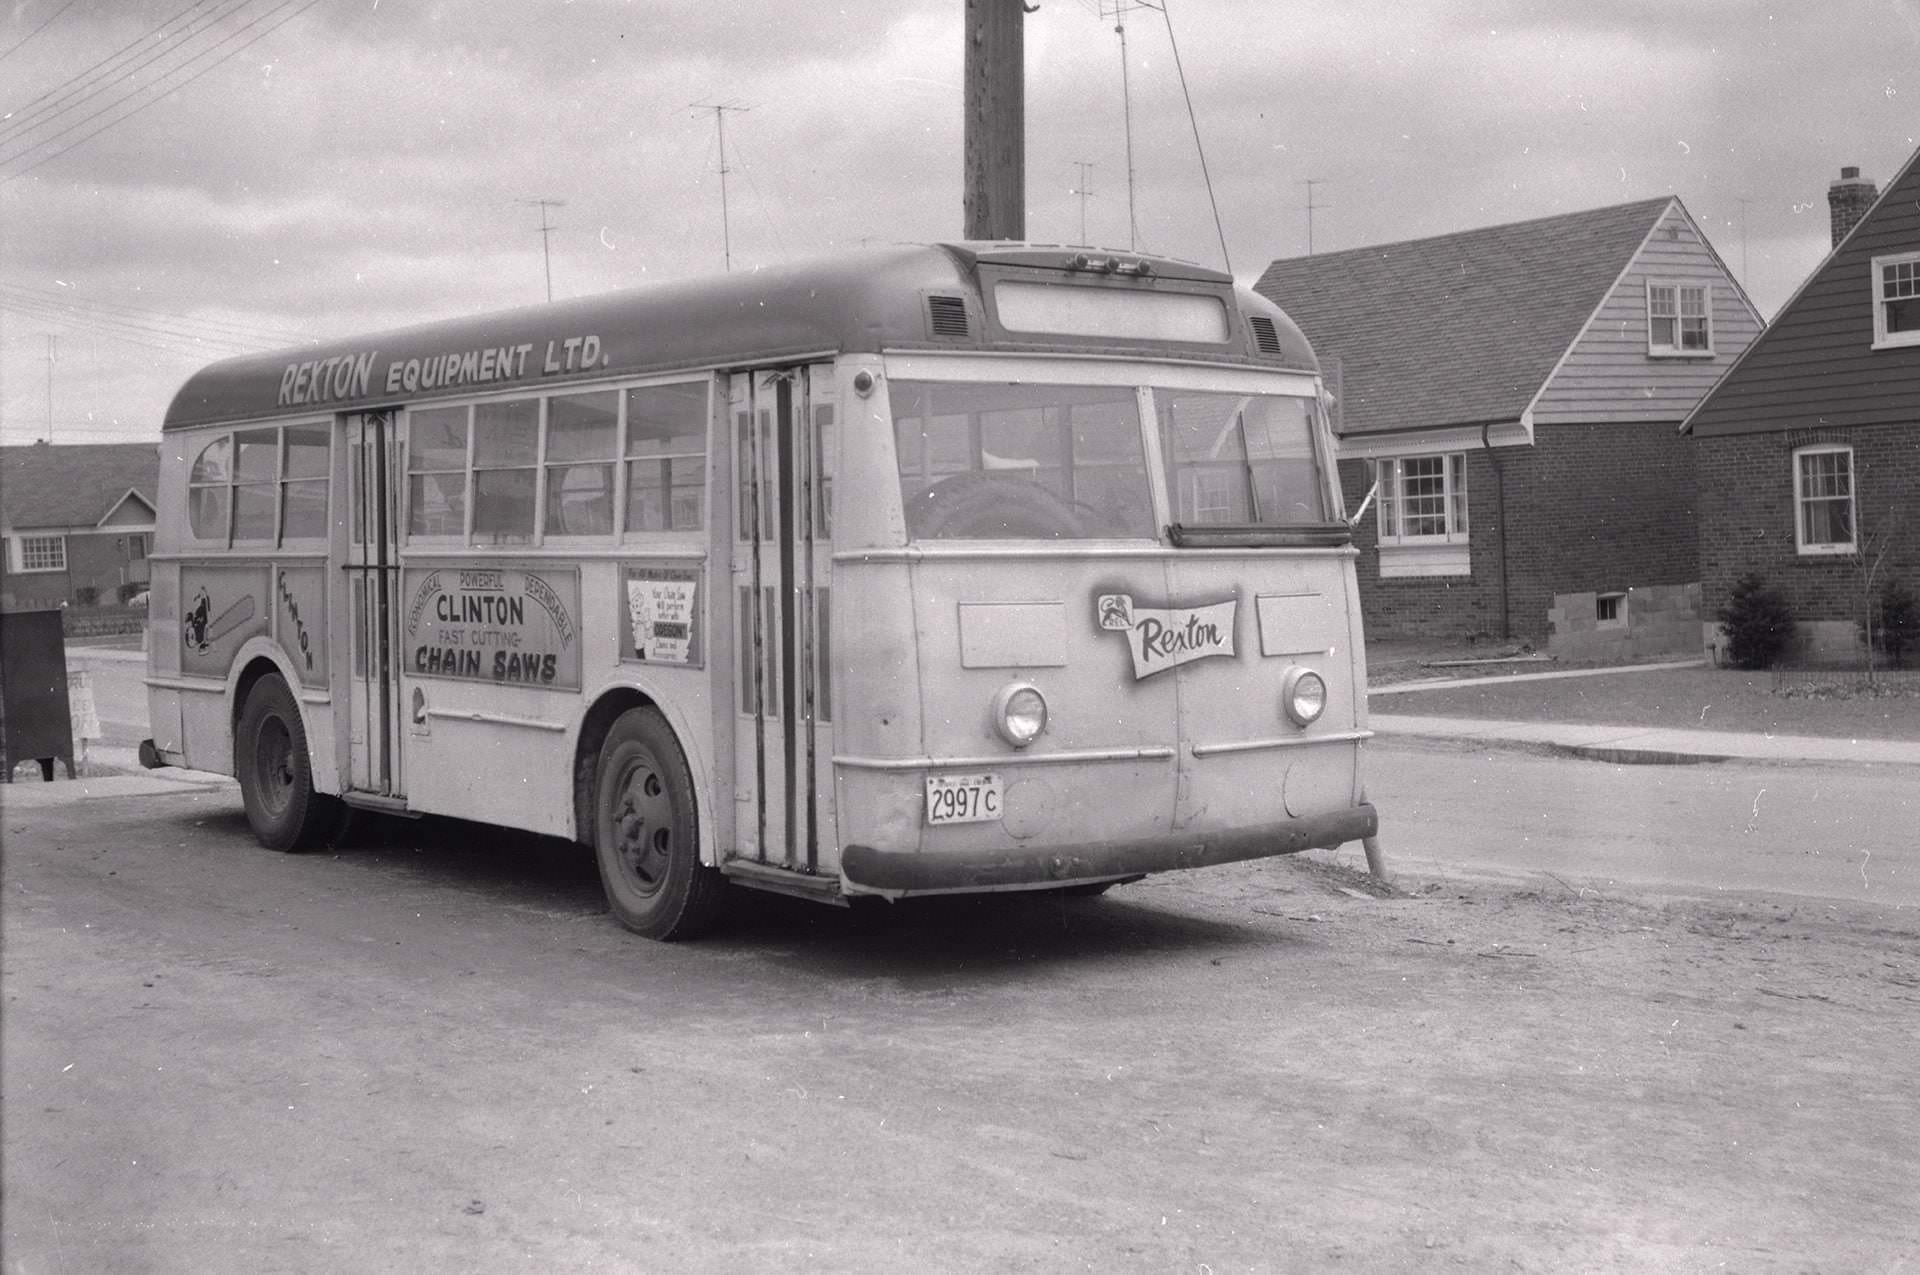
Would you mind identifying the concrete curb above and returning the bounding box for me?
[1369,714,1920,769]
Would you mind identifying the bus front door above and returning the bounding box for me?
[729,366,835,877]
[345,410,404,799]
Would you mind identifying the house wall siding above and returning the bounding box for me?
[1532,206,1762,425]
[1344,421,1698,640]
[1696,422,1920,625]
[1689,153,1920,437]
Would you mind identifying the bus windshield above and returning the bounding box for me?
[892,380,1328,541]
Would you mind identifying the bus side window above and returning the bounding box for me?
[281,425,330,541]
[814,402,834,536]
[408,406,469,538]
[232,428,279,543]
[626,382,706,535]
[545,390,618,537]
[188,435,232,543]
[471,397,538,546]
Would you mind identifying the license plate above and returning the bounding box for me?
[925,772,1003,826]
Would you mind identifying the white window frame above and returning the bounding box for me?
[1596,592,1628,630]
[1871,251,1920,350]
[1792,444,1857,556]
[1647,280,1714,356]
[1376,453,1469,545]
[13,533,67,573]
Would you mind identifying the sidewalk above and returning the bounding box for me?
[1367,660,1920,768]
[1368,712,1920,768]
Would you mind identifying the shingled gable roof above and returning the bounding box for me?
[1682,142,1920,436]
[0,442,158,531]
[1254,196,1676,437]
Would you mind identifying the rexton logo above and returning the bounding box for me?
[1096,592,1237,679]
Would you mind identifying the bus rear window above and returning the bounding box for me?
[1156,391,1327,527]
[892,381,1154,540]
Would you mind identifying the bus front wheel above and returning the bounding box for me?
[236,673,342,852]
[592,707,725,941]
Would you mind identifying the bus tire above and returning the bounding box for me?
[593,706,725,941]
[236,673,342,852]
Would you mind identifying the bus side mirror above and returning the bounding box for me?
[1347,463,1380,530]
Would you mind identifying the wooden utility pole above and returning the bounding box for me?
[963,0,1027,241]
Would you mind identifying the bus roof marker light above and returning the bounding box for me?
[991,681,1049,748]
[852,370,876,397]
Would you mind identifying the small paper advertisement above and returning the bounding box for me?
[622,562,701,667]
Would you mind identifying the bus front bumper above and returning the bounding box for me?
[839,802,1378,894]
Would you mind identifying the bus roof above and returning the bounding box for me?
[162,242,1319,429]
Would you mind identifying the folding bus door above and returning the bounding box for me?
[345,410,404,798]
[728,366,835,876]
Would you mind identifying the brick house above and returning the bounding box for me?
[1683,149,1920,662]
[1256,198,1762,653]
[1,442,159,612]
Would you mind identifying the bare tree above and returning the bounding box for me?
[1849,504,1903,682]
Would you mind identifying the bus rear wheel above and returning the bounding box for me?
[236,673,342,852]
[592,706,725,941]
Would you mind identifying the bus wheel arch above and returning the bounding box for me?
[234,667,343,852]
[585,702,726,941]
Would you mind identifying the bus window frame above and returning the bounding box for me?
[619,376,712,546]
[878,353,1331,547]
[181,419,334,551]
[397,373,716,552]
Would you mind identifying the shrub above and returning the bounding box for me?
[1878,577,1918,669]
[1717,573,1794,669]
[72,585,100,607]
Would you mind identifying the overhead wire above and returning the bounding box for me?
[0,281,314,346]
[1,0,228,137]
[0,0,84,64]
[1,293,277,357]
[1135,0,1232,274]
[0,0,325,184]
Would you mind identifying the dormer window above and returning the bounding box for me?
[1872,252,1920,349]
[1648,281,1712,355]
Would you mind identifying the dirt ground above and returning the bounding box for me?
[6,789,1919,1273]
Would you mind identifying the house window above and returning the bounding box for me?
[1793,445,1855,555]
[1596,592,1627,629]
[16,534,66,573]
[1648,281,1712,355]
[1377,454,1468,543]
[1872,252,1920,349]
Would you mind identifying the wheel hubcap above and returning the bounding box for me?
[611,757,673,896]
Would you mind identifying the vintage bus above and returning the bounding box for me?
[144,242,1378,939]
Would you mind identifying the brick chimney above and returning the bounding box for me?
[1828,165,1878,247]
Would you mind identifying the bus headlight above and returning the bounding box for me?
[1281,667,1327,727]
[991,682,1049,748]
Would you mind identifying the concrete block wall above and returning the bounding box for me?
[1548,581,1702,660]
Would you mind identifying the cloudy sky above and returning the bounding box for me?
[1,0,1914,445]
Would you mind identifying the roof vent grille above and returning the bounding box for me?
[927,295,971,339]
[1248,315,1283,355]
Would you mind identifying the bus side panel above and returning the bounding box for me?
[826,560,928,861]
[398,561,603,841]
